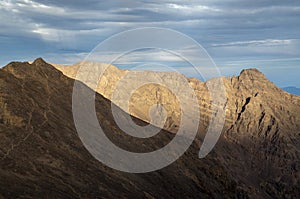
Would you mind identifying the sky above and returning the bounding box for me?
[0,0,299,87]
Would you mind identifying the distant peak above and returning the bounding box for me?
[240,68,262,75]
[33,58,47,65]
[238,68,266,81]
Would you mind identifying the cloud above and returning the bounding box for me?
[0,0,300,87]
[212,39,293,47]
[209,39,300,60]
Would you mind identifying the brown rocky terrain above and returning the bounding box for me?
[54,61,300,198]
[0,58,299,198]
[0,58,243,198]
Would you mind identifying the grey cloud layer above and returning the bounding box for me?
[0,0,299,86]
[2,1,299,43]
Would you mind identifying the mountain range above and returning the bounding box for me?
[0,58,299,198]
[282,86,300,96]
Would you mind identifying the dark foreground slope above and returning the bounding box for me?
[0,59,241,198]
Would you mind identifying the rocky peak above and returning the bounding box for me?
[238,68,267,82]
[2,58,64,82]
[32,57,47,66]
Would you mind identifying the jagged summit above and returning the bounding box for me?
[32,57,47,65]
[3,58,268,84]
[240,68,262,75]
[2,58,63,81]
[53,59,270,83]
[238,68,267,81]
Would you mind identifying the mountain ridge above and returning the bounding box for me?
[0,58,299,198]
[52,58,300,198]
[0,58,243,198]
